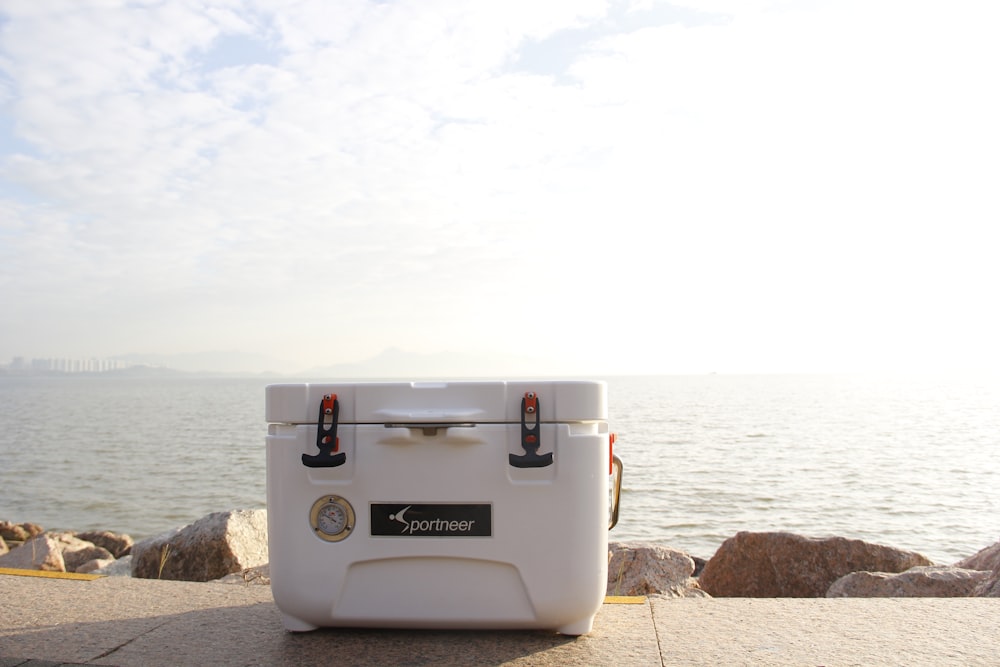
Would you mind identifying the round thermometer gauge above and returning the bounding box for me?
[309,495,355,542]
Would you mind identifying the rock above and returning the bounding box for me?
[698,531,934,597]
[691,555,707,577]
[964,542,1000,598]
[826,566,990,597]
[954,540,1000,572]
[0,521,18,542]
[973,569,1000,597]
[0,521,44,542]
[77,558,116,574]
[0,535,7,556]
[131,509,268,582]
[0,533,67,571]
[0,531,117,573]
[607,542,708,597]
[213,564,271,586]
[59,538,115,573]
[94,555,133,577]
[76,530,134,558]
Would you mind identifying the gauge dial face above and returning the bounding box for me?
[309,495,355,542]
[318,503,347,534]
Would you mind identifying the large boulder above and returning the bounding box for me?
[0,535,7,556]
[954,540,1000,572]
[131,510,268,582]
[607,542,707,597]
[698,531,933,597]
[827,566,990,597]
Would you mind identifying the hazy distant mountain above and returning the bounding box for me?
[112,351,294,375]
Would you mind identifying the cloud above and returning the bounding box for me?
[1,0,998,373]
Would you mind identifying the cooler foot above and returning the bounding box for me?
[282,613,319,632]
[557,615,595,636]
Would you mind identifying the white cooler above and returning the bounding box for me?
[265,380,623,635]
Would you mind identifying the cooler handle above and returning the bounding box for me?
[372,408,485,422]
[383,423,476,437]
[609,453,623,530]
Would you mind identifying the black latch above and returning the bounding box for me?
[509,391,553,468]
[302,394,347,468]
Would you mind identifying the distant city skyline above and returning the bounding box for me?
[4,356,145,374]
[2,2,998,376]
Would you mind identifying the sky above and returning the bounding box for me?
[1,0,998,376]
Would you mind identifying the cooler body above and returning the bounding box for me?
[265,381,612,635]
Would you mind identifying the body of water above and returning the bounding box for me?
[1,373,997,564]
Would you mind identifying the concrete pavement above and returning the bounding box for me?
[1,570,998,666]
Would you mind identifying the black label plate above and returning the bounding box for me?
[370,503,492,537]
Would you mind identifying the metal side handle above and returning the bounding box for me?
[609,454,623,530]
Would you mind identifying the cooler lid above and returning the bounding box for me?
[265,380,607,424]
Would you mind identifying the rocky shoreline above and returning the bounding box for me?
[2,512,998,598]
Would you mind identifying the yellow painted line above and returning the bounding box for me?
[604,595,647,604]
[0,567,104,580]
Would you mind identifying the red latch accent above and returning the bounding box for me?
[609,432,616,475]
[320,394,338,449]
